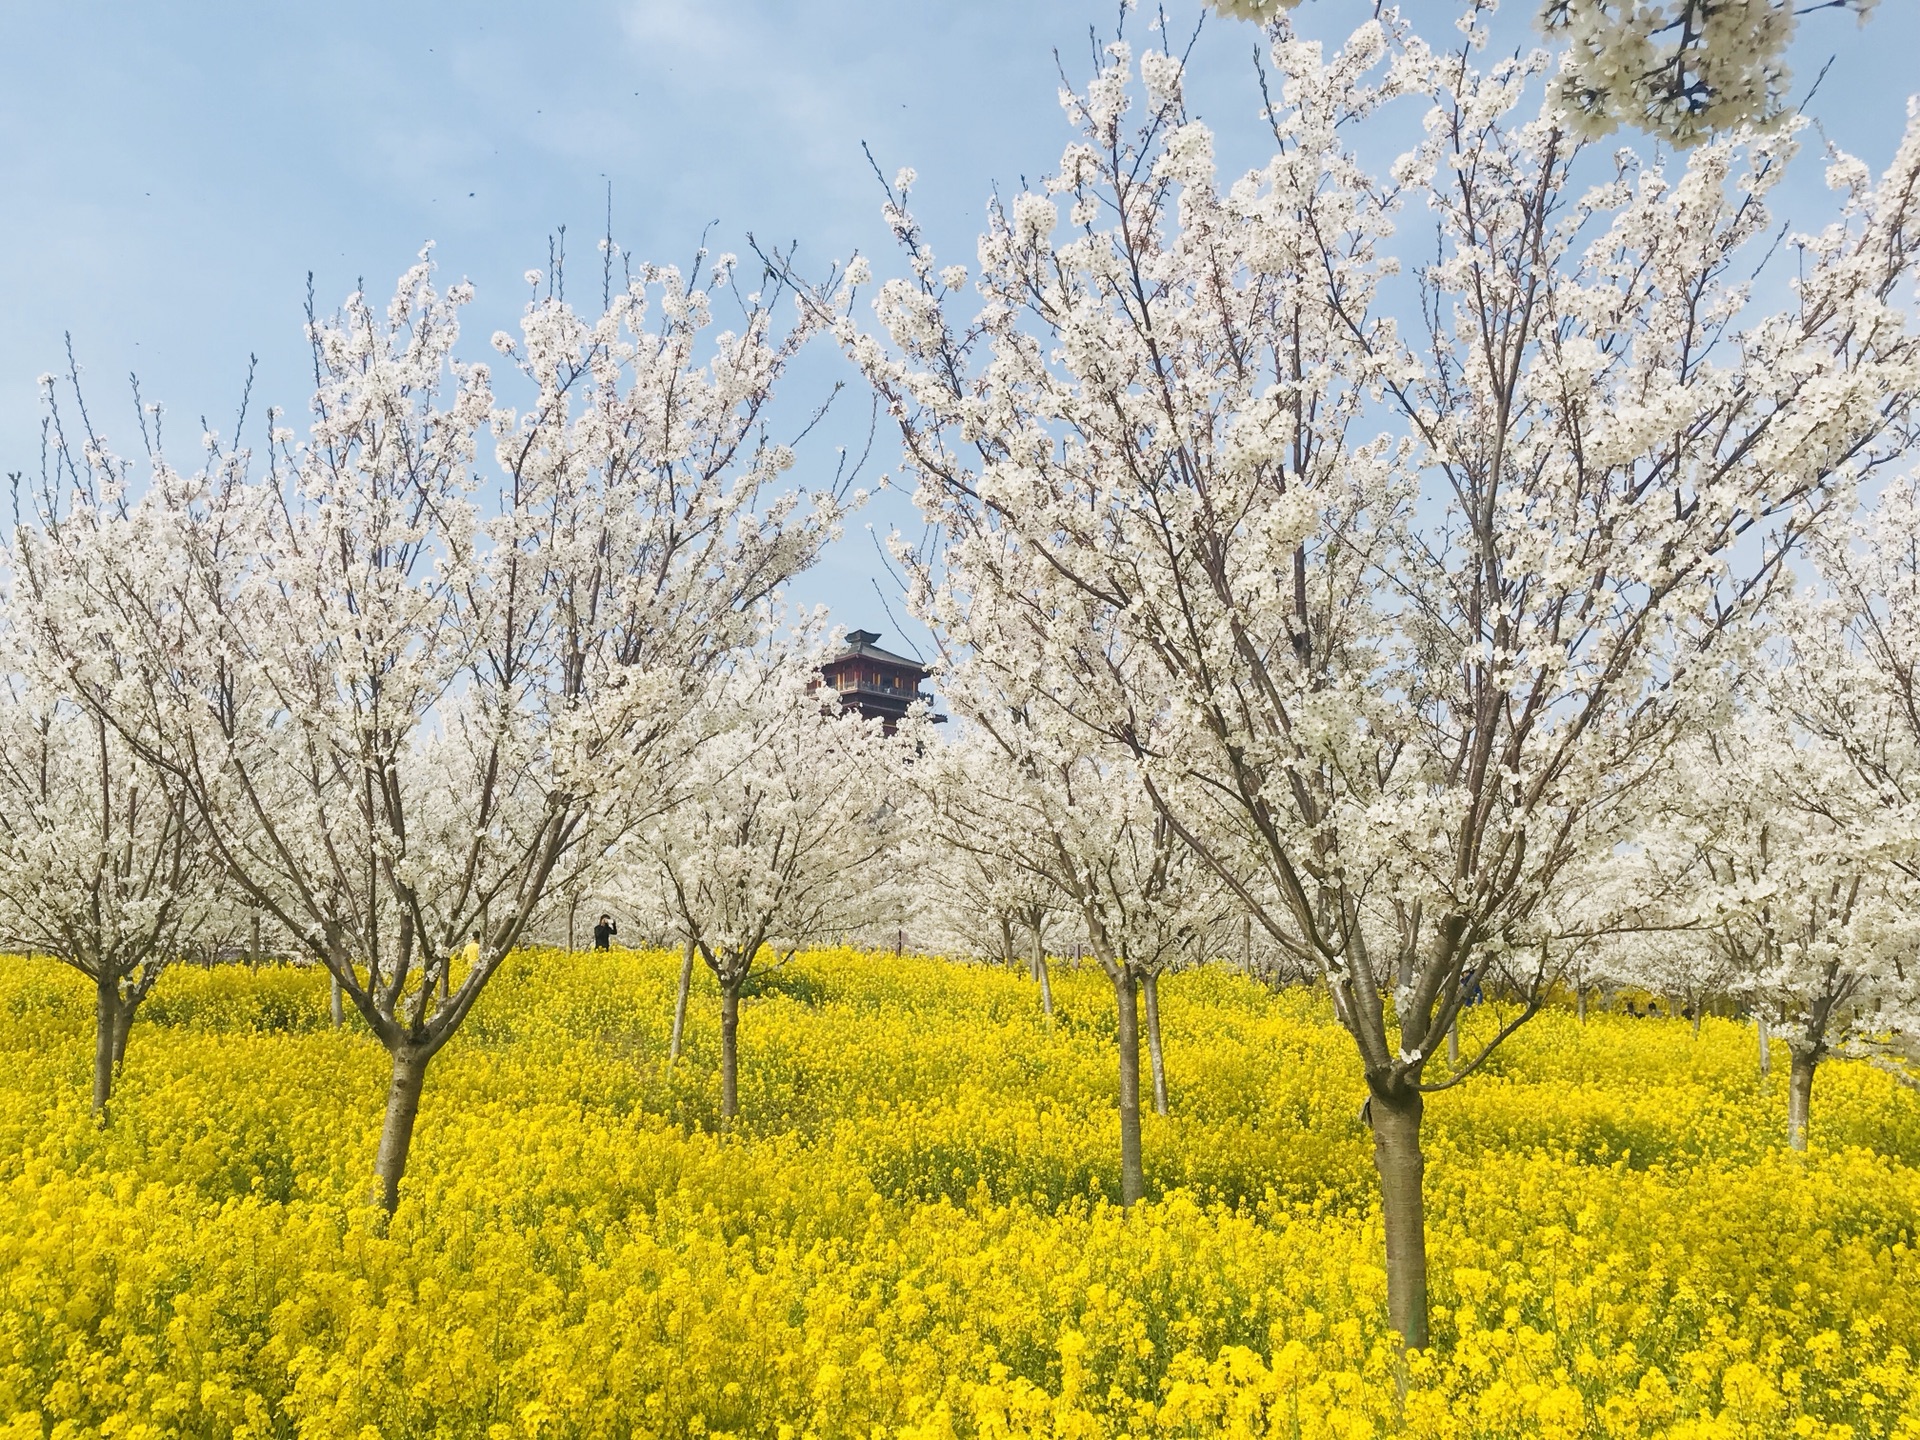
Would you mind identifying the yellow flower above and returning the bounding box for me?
[0,949,1915,1437]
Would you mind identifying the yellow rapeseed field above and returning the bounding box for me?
[1,948,1916,1440]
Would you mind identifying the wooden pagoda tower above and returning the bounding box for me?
[819,630,943,733]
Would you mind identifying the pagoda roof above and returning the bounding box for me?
[826,629,931,675]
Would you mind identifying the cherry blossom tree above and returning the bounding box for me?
[826,20,1920,1344]
[916,726,1070,1012]
[1606,697,1912,1143]
[1759,474,1920,1135]
[1718,737,1901,1146]
[625,637,911,1123]
[1106,808,1232,1118]
[922,705,1231,1201]
[916,833,1028,965]
[19,248,848,1209]
[0,647,222,1115]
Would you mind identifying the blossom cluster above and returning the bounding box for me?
[1199,0,1881,147]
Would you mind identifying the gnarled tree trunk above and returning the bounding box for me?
[374,1047,430,1213]
[1142,970,1168,1116]
[330,974,345,1029]
[1114,968,1143,1206]
[1368,1077,1428,1351]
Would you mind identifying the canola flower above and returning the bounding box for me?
[0,948,1916,1439]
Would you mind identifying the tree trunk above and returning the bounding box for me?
[1114,968,1144,1206]
[1576,985,1587,1023]
[1142,971,1168,1116]
[1757,1014,1770,1077]
[720,982,741,1123]
[1031,927,1053,1018]
[1787,1050,1817,1152]
[670,938,695,1063]
[111,992,135,1073]
[373,1047,430,1214]
[1447,1014,1459,1067]
[92,977,121,1117]
[330,974,345,1029]
[1368,1080,1428,1351]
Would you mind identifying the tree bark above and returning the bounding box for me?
[1757,1014,1771,1077]
[330,974,345,1029]
[1142,970,1168,1116]
[373,1047,430,1213]
[1787,1050,1817,1152]
[1447,1015,1459,1067]
[1031,926,1053,1018]
[1114,968,1144,1206]
[670,937,695,1063]
[1576,985,1587,1023]
[92,977,120,1117]
[111,992,135,1073]
[720,982,741,1123]
[1368,1079,1428,1351]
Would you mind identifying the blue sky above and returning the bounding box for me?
[4,1,1917,658]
